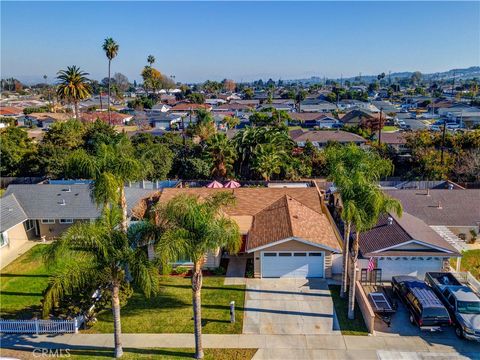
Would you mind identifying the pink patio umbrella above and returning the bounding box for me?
[206,180,224,188]
[224,180,241,188]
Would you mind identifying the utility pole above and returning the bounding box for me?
[451,71,456,98]
[378,108,383,145]
[440,117,447,165]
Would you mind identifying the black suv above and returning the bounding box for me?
[392,276,451,331]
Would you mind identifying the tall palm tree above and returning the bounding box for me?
[253,143,284,181]
[147,55,155,67]
[102,38,119,125]
[347,183,402,319]
[65,137,143,232]
[43,206,159,358]
[205,133,237,179]
[155,192,241,359]
[56,66,91,119]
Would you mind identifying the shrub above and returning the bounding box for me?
[160,262,173,275]
[212,266,226,276]
[173,266,189,275]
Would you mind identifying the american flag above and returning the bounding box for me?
[367,257,375,272]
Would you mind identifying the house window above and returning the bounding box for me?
[41,219,55,224]
[24,219,35,231]
[309,253,322,257]
[278,253,292,257]
[294,253,307,257]
[60,219,73,224]
[0,232,8,248]
[264,253,276,257]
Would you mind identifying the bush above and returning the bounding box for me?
[173,266,189,275]
[212,266,226,276]
[160,262,173,275]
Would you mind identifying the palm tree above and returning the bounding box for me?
[155,192,241,359]
[347,183,402,319]
[65,137,143,232]
[102,38,119,125]
[147,55,155,67]
[253,143,284,181]
[43,206,159,358]
[205,133,237,179]
[56,66,91,119]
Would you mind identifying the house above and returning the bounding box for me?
[151,103,171,112]
[0,106,24,118]
[290,130,367,148]
[205,98,227,106]
[340,109,380,127]
[299,100,337,113]
[376,132,409,154]
[355,212,461,281]
[80,112,133,125]
[213,103,254,118]
[370,100,399,114]
[156,187,342,278]
[145,112,183,130]
[230,99,260,107]
[0,183,156,263]
[25,112,70,129]
[168,103,212,112]
[258,103,293,112]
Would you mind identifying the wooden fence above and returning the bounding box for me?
[0,316,84,334]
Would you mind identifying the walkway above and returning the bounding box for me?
[224,257,247,285]
[1,333,478,359]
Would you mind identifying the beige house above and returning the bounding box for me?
[158,187,343,278]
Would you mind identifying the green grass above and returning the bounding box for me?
[0,188,5,197]
[382,126,399,132]
[0,244,62,319]
[0,348,257,360]
[457,250,480,279]
[328,285,368,336]
[90,276,246,334]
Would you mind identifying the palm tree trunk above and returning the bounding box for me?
[340,222,351,298]
[74,101,79,120]
[108,59,111,125]
[347,232,360,320]
[119,186,128,233]
[112,283,123,358]
[192,260,204,359]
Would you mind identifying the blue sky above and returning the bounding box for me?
[1,1,479,83]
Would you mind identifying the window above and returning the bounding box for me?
[60,219,73,224]
[294,253,307,257]
[279,253,292,257]
[24,219,35,231]
[309,253,322,257]
[0,232,8,248]
[41,219,55,224]
[264,253,276,257]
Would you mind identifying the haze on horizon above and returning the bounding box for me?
[1,1,479,84]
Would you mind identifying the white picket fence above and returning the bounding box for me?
[0,315,84,334]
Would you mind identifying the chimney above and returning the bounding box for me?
[437,201,442,209]
[58,199,66,206]
[387,216,393,225]
[426,188,430,196]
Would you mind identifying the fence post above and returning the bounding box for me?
[34,317,39,335]
[74,317,78,334]
[230,301,235,323]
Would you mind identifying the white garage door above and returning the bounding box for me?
[261,251,324,278]
[378,256,444,281]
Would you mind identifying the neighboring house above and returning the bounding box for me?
[371,100,399,114]
[80,112,133,125]
[168,103,212,112]
[289,112,339,128]
[205,98,227,106]
[147,112,183,130]
[299,100,337,113]
[337,100,369,111]
[258,103,294,112]
[230,99,260,107]
[376,132,409,154]
[25,112,70,129]
[0,106,24,118]
[290,130,367,148]
[213,103,254,117]
[340,109,388,127]
[0,184,156,262]
[151,103,171,112]
[156,187,342,278]
[355,212,461,281]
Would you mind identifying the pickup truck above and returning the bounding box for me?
[425,272,480,341]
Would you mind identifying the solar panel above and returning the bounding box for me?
[369,292,392,311]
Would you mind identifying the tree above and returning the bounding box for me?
[0,127,36,176]
[113,73,130,95]
[154,192,241,359]
[43,206,159,358]
[102,38,120,124]
[147,55,155,66]
[205,133,237,179]
[222,115,240,130]
[243,88,254,99]
[411,71,422,86]
[65,137,143,232]
[56,66,91,119]
[187,93,205,104]
[253,143,284,181]
[222,79,236,92]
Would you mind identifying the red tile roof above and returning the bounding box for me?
[169,103,212,112]
[0,106,23,116]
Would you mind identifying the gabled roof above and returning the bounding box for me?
[291,130,367,144]
[246,195,340,252]
[0,194,28,232]
[355,212,460,258]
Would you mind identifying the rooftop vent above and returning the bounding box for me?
[58,199,66,206]
[437,201,442,209]
[387,216,393,225]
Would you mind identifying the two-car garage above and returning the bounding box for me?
[261,251,325,278]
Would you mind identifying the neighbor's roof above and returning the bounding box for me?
[0,194,28,232]
[3,184,156,219]
[291,130,367,144]
[169,103,211,111]
[355,212,460,258]
[0,106,23,116]
[377,132,407,145]
[247,195,340,252]
[386,189,480,227]
[289,112,331,122]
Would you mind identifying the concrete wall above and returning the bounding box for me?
[0,222,33,265]
[355,280,376,335]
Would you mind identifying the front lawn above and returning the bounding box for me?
[0,348,257,360]
[0,244,61,319]
[382,126,399,132]
[458,250,480,279]
[328,285,368,336]
[90,276,245,334]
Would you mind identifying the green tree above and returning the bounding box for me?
[0,127,36,176]
[253,143,284,181]
[205,133,237,179]
[56,66,91,119]
[102,38,120,124]
[147,55,155,66]
[222,115,240,130]
[43,206,159,358]
[154,192,241,359]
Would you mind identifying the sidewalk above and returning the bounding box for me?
[1,333,479,358]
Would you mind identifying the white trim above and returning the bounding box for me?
[260,250,325,278]
[370,239,454,255]
[247,237,340,254]
[41,219,55,224]
[59,219,74,224]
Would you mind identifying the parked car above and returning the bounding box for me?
[392,275,452,331]
[425,272,480,341]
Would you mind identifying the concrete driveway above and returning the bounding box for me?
[243,278,339,335]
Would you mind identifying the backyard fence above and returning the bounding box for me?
[0,315,84,334]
